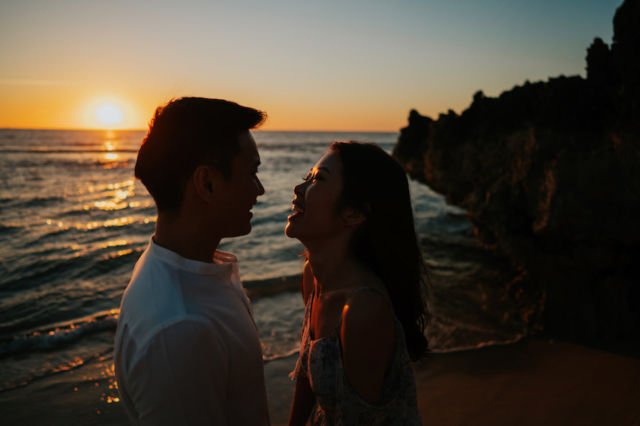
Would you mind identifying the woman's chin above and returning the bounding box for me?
[285,212,304,236]
[284,221,298,238]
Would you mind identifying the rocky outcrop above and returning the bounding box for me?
[394,0,640,346]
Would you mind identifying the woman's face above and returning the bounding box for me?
[285,150,345,243]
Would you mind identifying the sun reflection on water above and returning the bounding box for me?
[103,248,134,260]
[91,187,132,211]
[103,137,120,162]
[99,239,130,249]
[44,215,156,232]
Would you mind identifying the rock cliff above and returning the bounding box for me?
[394,0,640,346]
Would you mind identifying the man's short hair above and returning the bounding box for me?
[135,97,265,212]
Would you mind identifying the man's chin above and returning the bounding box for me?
[225,223,252,238]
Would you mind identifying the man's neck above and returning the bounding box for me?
[154,212,220,263]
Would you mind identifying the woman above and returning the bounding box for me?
[286,141,429,425]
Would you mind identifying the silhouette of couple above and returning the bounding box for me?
[114,97,428,425]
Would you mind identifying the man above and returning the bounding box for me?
[114,97,269,425]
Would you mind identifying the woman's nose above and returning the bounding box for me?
[294,181,306,196]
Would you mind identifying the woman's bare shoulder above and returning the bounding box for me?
[340,277,395,350]
[342,287,394,332]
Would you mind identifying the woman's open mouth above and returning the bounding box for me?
[288,199,305,221]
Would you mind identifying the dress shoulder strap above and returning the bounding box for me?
[344,286,392,312]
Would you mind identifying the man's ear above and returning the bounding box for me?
[192,165,217,202]
[341,207,367,228]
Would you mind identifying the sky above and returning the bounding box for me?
[0,0,622,131]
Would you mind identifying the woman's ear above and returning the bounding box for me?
[341,207,367,228]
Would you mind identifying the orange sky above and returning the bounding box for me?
[0,1,620,131]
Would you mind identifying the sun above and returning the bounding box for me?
[95,101,124,128]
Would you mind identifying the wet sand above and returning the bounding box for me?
[1,338,638,425]
[415,339,640,426]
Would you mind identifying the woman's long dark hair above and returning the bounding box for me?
[330,141,429,360]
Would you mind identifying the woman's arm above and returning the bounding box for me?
[289,260,316,425]
[340,291,395,404]
[288,372,315,426]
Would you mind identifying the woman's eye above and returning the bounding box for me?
[303,171,321,182]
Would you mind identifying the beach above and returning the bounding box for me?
[415,339,640,426]
[1,337,638,425]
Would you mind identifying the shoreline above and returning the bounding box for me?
[1,338,638,425]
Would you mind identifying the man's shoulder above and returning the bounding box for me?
[127,245,168,284]
[118,251,189,343]
[122,245,183,301]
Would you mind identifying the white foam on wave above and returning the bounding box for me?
[0,310,119,358]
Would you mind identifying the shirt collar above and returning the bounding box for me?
[148,238,238,277]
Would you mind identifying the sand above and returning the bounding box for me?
[1,338,638,426]
[415,339,640,426]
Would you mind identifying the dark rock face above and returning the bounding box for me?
[394,0,640,346]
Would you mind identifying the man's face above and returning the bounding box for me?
[210,131,264,237]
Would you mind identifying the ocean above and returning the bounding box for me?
[0,129,528,395]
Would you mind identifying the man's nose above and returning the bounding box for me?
[256,176,265,196]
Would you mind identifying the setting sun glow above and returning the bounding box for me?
[95,103,124,128]
[79,97,137,130]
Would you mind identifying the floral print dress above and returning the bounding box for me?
[291,288,422,425]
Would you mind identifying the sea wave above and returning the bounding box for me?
[263,348,299,363]
[22,219,154,248]
[0,254,85,292]
[0,345,114,393]
[245,274,301,299]
[0,310,119,358]
[0,223,22,235]
[0,244,144,292]
[426,315,527,354]
[8,196,65,209]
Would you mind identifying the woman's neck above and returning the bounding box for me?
[306,242,364,295]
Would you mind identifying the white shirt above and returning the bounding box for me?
[114,240,270,426]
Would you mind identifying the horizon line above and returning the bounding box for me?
[0,126,400,133]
